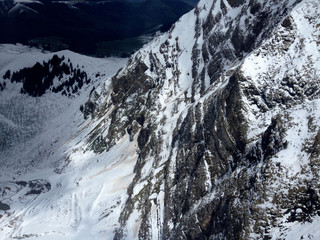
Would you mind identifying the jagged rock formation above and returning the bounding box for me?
[84,0,320,238]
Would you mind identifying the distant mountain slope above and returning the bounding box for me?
[0,0,195,56]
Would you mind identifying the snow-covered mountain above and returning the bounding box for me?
[1,0,320,239]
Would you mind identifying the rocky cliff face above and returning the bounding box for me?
[84,0,320,239]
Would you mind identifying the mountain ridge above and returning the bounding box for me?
[87,0,319,238]
[0,0,195,56]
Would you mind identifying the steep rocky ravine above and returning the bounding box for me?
[82,0,320,239]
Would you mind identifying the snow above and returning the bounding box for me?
[8,2,38,14]
[1,0,320,238]
[239,1,320,237]
[270,216,320,240]
[0,44,130,240]
[204,159,212,192]
[240,0,320,143]
[0,44,126,162]
[270,100,320,176]
[13,0,42,3]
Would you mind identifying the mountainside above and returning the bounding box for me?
[85,0,320,238]
[1,0,320,239]
[0,0,194,56]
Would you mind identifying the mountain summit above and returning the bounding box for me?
[1,0,320,239]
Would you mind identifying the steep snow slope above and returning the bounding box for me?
[83,0,320,238]
[1,0,320,239]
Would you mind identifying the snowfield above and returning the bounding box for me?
[0,44,129,240]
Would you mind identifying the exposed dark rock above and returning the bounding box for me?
[161,72,251,238]
[112,60,149,103]
[136,114,145,126]
[311,130,320,158]
[89,0,318,239]
[0,202,10,211]
[285,186,320,222]
[26,180,51,195]
[0,81,5,91]
[282,16,293,29]
[127,120,140,141]
[16,181,27,186]
[137,127,151,150]
[249,0,261,15]
[220,0,227,15]
[226,0,245,8]
[202,10,215,36]
[260,115,287,159]
[83,100,97,120]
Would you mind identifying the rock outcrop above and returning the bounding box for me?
[84,0,320,239]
